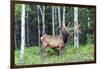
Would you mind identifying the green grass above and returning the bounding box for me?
[15,44,95,65]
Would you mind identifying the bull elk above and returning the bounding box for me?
[40,23,72,63]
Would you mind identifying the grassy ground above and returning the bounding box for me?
[15,44,95,65]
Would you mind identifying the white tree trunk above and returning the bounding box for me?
[37,5,41,46]
[54,7,58,35]
[20,4,25,64]
[26,6,29,47]
[62,6,66,26]
[52,6,55,36]
[87,9,90,44]
[58,6,61,34]
[74,7,79,48]
[37,5,45,35]
[42,5,45,35]
[87,10,90,28]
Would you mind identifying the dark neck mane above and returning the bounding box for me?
[61,31,68,44]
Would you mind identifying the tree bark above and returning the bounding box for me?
[26,5,29,47]
[37,5,45,35]
[54,6,57,35]
[42,5,45,35]
[52,6,55,36]
[58,6,61,35]
[87,9,91,44]
[74,7,79,48]
[20,4,25,64]
[37,5,41,46]
[62,6,66,26]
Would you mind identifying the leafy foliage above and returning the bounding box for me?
[15,4,95,48]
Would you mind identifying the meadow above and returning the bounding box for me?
[15,44,94,65]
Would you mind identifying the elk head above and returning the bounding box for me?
[58,22,72,36]
[58,22,81,38]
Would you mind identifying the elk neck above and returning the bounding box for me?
[61,31,68,44]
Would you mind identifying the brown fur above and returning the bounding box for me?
[40,35,64,48]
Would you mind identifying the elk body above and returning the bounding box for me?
[40,24,70,62]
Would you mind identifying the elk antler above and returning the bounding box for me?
[67,23,81,37]
[77,24,81,33]
[66,22,74,32]
[67,22,71,28]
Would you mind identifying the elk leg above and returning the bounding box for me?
[59,47,64,57]
[61,47,64,56]
[59,47,62,56]
[60,47,65,62]
[40,47,45,63]
[59,46,64,56]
